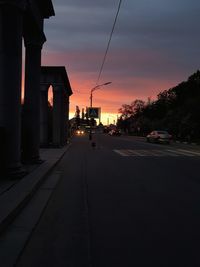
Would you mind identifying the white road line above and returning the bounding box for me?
[113,149,200,157]
[139,150,159,156]
[166,149,194,157]
[176,149,200,156]
[113,149,129,156]
[128,149,178,157]
[126,150,135,156]
[127,150,147,156]
[148,150,167,156]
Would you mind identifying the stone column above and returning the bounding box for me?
[0,3,26,177]
[40,86,49,147]
[60,91,66,146]
[62,93,69,144]
[65,96,70,140]
[52,87,62,147]
[22,42,44,163]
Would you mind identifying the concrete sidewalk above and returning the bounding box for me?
[0,144,70,234]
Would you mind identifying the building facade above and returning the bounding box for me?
[0,0,55,177]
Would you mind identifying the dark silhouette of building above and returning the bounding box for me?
[0,1,55,177]
[39,66,73,148]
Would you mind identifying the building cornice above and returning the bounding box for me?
[41,66,73,96]
[0,0,27,10]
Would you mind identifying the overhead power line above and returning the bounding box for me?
[96,0,122,85]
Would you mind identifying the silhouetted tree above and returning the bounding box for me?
[118,70,200,142]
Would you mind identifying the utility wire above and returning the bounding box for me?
[96,0,122,85]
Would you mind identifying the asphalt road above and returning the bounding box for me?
[16,133,200,267]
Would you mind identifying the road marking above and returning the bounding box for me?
[113,149,129,156]
[127,149,147,156]
[176,149,200,156]
[113,149,200,157]
[148,150,177,156]
[166,149,194,157]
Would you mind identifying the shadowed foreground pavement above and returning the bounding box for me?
[16,134,200,266]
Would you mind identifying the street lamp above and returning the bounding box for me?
[90,82,112,107]
[88,81,111,141]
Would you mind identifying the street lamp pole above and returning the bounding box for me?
[88,81,111,141]
[90,82,112,107]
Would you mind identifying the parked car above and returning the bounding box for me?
[108,129,121,136]
[146,130,172,144]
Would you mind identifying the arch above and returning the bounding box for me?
[40,66,73,147]
[48,85,54,107]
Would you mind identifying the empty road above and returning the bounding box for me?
[16,133,200,266]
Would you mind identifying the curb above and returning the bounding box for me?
[0,144,70,234]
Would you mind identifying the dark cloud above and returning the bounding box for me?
[43,0,200,115]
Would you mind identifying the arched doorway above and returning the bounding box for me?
[40,66,73,147]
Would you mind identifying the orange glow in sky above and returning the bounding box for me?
[38,56,187,126]
[66,72,179,125]
[39,1,200,125]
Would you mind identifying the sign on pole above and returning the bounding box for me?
[87,107,101,118]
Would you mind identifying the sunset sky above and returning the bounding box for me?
[41,0,200,124]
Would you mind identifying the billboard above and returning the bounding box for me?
[87,107,101,118]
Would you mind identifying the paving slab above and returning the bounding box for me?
[0,172,62,267]
[0,145,70,234]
